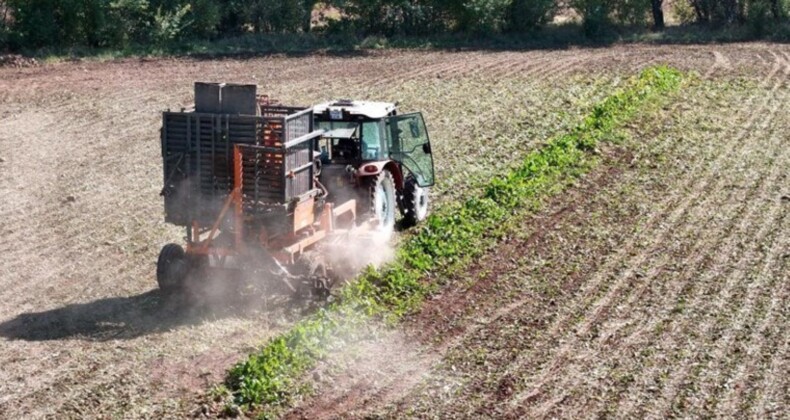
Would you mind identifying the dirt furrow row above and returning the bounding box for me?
[510,94,788,417]
[604,85,789,417]
[682,152,789,415]
[362,52,475,90]
[636,103,789,418]
[714,249,787,417]
[496,64,786,411]
[694,215,789,417]
[461,52,526,79]
[602,146,787,418]
[750,297,789,418]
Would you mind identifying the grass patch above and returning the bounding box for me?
[224,65,684,416]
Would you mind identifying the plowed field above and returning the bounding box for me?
[0,44,787,418]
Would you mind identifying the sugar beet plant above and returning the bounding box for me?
[225,65,684,415]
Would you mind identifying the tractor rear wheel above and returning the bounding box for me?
[369,169,396,233]
[156,243,188,294]
[401,177,430,226]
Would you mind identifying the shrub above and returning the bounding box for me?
[672,0,698,23]
[572,0,612,38]
[188,0,221,38]
[7,0,58,48]
[151,3,192,45]
[458,0,510,33]
[0,2,10,51]
[506,0,556,32]
[249,0,305,33]
[104,0,153,47]
[611,0,650,26]
[397,0,448,35]
[330,0,447,36]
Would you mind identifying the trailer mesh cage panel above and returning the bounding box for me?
[161,106,321,226]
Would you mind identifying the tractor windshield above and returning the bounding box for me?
[386,112,434,187]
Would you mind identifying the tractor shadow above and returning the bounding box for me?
[0,273,317,342]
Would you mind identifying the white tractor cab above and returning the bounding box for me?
[313,99,434,231]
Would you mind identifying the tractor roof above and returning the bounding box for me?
[313,100,397,119]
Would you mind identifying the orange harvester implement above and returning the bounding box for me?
[156,82,435,297]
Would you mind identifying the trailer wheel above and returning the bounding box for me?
[369,169,396,233]
[156,243,187,294]
[401,177,430,226]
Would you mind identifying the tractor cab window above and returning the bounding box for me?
[386,112,435,187]
[317,120,387,163]
[361,121,386,161]
[317,121,357,162]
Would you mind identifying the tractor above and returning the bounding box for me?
[156,83,434,297]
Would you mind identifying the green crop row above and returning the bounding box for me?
[224,65,684,417]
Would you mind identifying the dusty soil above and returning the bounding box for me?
[0,44,786,417]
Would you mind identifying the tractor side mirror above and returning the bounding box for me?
[422,143,432,154]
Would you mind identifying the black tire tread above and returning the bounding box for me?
[156,243,186,294]
[368,170,396,231]
[401,177,429,227]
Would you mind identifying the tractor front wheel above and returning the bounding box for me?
[369,170,396,234]
[401,177,430,226]
[156,243,188,294]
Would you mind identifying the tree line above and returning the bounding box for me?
[0,0,788,51]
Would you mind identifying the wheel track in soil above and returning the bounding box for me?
[493,54,787,412]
